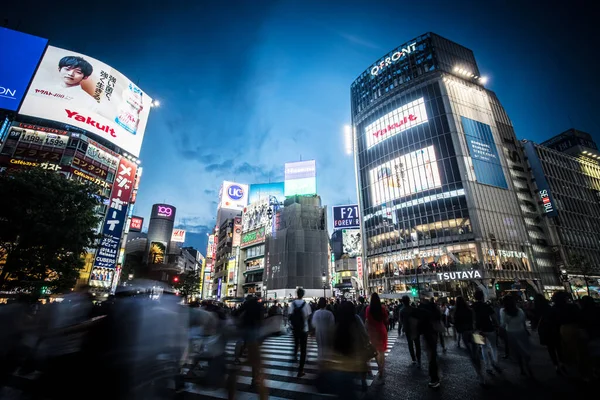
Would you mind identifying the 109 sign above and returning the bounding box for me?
[333,205,360,229]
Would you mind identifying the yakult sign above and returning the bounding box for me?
[365,97,428,149]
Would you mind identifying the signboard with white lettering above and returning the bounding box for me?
[333,204,360,230]
[436,270,482,282]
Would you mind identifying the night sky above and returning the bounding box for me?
[3,0,598,253]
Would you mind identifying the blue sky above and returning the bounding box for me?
[3,0,598,253]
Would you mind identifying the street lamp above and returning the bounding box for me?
[322,272,326,298]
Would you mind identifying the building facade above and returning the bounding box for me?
[351,32,550,298]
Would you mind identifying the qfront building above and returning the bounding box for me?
[351,32,553,298]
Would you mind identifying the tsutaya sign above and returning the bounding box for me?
[437,270,482,282]
[370,42,417,76]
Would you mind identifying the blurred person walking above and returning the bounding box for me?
[473,290,501,375]
[311,297,335,363]
[289,288,311,378]
[399,295,421,367]
[454,296,485,385]
[500,295,533,378]
[365,293,388,382]
[418,297,443,388]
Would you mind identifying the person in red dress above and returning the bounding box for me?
[366,292,388,382]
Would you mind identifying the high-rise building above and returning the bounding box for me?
[522,130,600,298]
[351,32,551,298]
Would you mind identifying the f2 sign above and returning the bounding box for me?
[333,204,360,229]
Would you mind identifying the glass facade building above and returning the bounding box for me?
[351,33,548,297]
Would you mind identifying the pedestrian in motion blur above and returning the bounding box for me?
[472,290,502,375]
[501,295,533,378]
[311,297,335,363]
[399,295,421,367]
[366,292,388,383]
[453,296,485,385]
[289,288,311,378]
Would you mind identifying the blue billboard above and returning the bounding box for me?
[522,141,558,217]
[461,116,508,189]
[249,182,285,204]
[333,204,360,230]
[0,28,48,112]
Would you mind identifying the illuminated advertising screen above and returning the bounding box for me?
[368,145,442,206]
[219,181,249,211]
[89,267,115,288]
[206,234,215,259]
[364,97,428,149]
[242,199,270,232]
[93,158,137,269]
[523,141,558,217]
[171,229,186,243]
[332,205,360,229]
[129,216,143,232]
[357,256,363,283]
[284,160,316,197]
[342,229,362,258]
[461,116,508,189]
[232,217,242,247]
[149,241,166,264]
[249,182,285,204]
[20,46,152,157]
[241,227,266,248]
[227,257,236,282]
[151,204,176,221]
[85,138,119,170]
[0,28,48,111]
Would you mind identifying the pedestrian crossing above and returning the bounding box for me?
[180,329,399,399]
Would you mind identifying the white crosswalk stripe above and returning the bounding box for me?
[180,330,399,399]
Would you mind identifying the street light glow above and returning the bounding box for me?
[344,124,353,155]
[480,76,488,84]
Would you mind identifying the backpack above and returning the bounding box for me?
[290,301,306,332]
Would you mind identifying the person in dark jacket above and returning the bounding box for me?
[417,298,441,389]
[454,296,485,385]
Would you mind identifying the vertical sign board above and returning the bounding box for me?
[523,141,558,217]
[217,277,222,300]
[93,157,137,272]
[357,256,363,286]
[332,205,360,230]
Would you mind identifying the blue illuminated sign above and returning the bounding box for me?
[462,117,508,189]
[0,28,47,111]
[523,141,558,217]
[333,205,360,230]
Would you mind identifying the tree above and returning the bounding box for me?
[174,269,202,301]
[0,168,100,295]
[568,254,593,297]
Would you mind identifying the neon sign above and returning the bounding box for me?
[370,43,417,76]
[157,206,173,217]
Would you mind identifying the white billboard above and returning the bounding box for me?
[171,229,186,243]
[20,46,152,157]
[284,160,316,197]
[219,181,249,211]
[369,145,442,206]
[365,97,428,149]
[242,198,270,232]
[342,229,362,258]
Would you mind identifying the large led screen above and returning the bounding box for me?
[0,28,48,112]
[461,117,508,189]
[369,145,441,206]
[364,97,428,149]
[249,182,284,204]
[285,160,316,197]
[20,46,152,157]
[342,229,362,258]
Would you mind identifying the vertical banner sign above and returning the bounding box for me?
[93,157,137,269]
[357,256,363,285]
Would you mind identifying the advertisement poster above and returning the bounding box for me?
[20,46,152,157]
[523,141,558,217]
[369,145,441,206]
[171,229,186,243]
[342,229,362,258]
[364,97,428,149]
[92,157,137,270]
[206,234,215,259]
[149,241,166,264]
[461,116,508,189]
[89,267,115,288]
[284,160,316,197]
[241,227,266,248]
[248,182,285,204]
[219,181,249,210]
[0,28,48,112]
[332,204,360,229]
[129,216,143,232]
[242,199,270,232]
[232,217,242,247]
[357,256,363,284]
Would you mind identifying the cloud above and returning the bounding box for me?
[205,159,235,173]
[204,189,216,195]
[233,162,284,182]
[332,30,384,50]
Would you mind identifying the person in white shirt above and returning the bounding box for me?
[311,297,335,362]
[288,288,312,377]
[500,295,533,377]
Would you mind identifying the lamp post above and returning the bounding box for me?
[322,272,326,298]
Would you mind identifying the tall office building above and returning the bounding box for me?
[351,32,552,298]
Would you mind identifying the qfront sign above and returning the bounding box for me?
[436,270,482,282]
[370,42,417,76]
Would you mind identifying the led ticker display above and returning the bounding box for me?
[368,145,442,206]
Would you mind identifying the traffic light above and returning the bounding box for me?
[495,283,500,290]
[40,286,48,295]
[410,287,417,296]
[173,276,179,283]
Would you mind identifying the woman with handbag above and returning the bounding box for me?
[366,293,388,382]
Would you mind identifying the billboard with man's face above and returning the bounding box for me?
[20,46,152,157]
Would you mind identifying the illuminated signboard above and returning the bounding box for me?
[129,216,143,232]
[171,229,186,243]
[284,160,316,197]
[0,28,48,111]
[365,97,428,149]
[152,203,175,221]
[342,229,362,258]
[436,270,482,282]
[232,217,242,247]
[522,141,558,217]
[249,182,285,204]
[332,204,360,229]
[93,157,137,270]
[240,226,266,248]
[370,42,417,76]
[242,199,270,232]
[368,145,442,206]
[219,181,249,210]
[357,256,363,283]
[8,126,68,149]
[462,116,508,189]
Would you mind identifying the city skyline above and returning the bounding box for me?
[2,0,597,253]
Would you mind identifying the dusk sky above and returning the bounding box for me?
[3,0,597,253]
